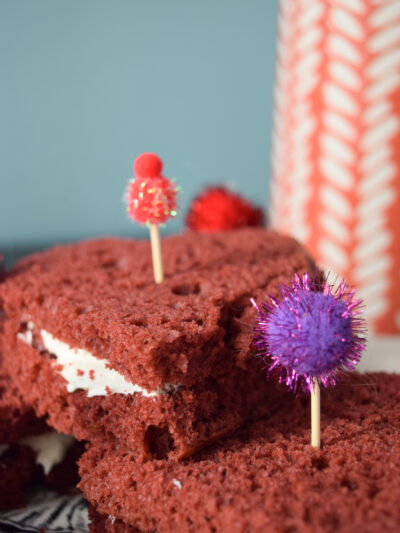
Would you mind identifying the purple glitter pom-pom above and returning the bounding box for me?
[251,273,367,393]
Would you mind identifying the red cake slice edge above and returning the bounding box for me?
[0,388,81,510]
[1,228,314,460]
[81,372,400,533]
[0,331,81,509]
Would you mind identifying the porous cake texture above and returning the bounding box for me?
[0,369,79,509]
[1,296,48,443]
[88,506,140,533]
[1,286,81,508]
[0,229,312,460]
[82,373,400,533]
[1,264,44,508]
[0,374,47,444]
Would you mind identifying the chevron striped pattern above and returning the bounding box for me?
[270,0,400,334]
[0,490,88,532]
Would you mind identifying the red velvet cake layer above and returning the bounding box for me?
[0,229,312,459]
[81,373,400,533]
[89,506,141,533]
[0,372,48,443]
[0,371,80,509]
[1,229,311,389]
[0,260,80,509]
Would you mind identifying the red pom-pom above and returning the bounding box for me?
[186,187,264,231]
[133,153,163,178]
[127,176,178,225]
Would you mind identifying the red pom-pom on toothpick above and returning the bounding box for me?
[133,152,163,179]
[186,187,264,231]
[127,175,178,225]
[125,153,179,284]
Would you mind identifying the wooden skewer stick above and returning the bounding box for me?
[149,223,163,284]
[311,381,320,448]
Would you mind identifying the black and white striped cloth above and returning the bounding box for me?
[0,490,88,533]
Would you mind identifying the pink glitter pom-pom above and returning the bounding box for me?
[127,175,178,225]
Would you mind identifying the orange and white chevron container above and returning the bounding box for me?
[269,0,400,350]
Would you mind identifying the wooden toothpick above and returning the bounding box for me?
[149,223,163,284]
[311,381,320,448]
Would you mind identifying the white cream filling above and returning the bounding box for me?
[19,326,399,403]
[0,431,74,474]
[20,431,75,475]
[18,324,179,398]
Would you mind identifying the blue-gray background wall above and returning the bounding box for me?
[0,0,278,254]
